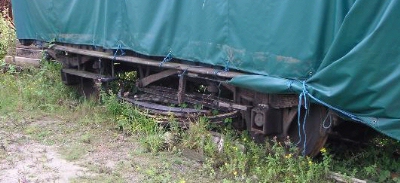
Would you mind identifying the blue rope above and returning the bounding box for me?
[213,69,222,75]
[322,113,332,129]
[178,68,189,77]
[113,44,125,60]
[295,80,364,155]
[213,59,231,76]
[297,81,309,156]
[159,51,173,67]
[287,80,296,92]
[306,93,362,123]
[288,79,362,123]
[224,59,230,72]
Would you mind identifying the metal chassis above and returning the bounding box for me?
[48,43,334,156]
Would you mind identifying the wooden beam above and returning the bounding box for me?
[52,45,243,79]
[4,56,40,68]
[137,69,178,87]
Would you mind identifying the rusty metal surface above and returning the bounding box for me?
[117,85,239,124]
[269,94,298,108]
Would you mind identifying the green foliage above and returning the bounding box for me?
[210,136,331,182]
[118,70,137,94]
[0,8,15,57]
[180,117,210,150]
[101,92,333,182]
[330,135,400,182]
[0,60,77,115]
[101,91,165,153]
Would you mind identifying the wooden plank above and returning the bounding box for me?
[137,69,178,87]
[177,75,186,104]
[52,45,243,78]
[217,101,249,111]
[4,56,40,67]
[16,47,42,59]
[329,172,367,183]
[62,68,111,80]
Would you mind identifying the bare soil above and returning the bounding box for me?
[0,116,208,183]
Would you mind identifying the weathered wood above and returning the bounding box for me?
[16,47,42,59]
[4,56,40,67]
[217,101,249,111]
[329,172,367,183]
[62,68,115,81]
[177,75,187,104]
[52,45,243,78]
[137,69,178,87]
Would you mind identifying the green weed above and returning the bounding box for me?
[0,8,15,57]
[330,135,400,182]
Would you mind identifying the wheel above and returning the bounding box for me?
[286,104,331,156]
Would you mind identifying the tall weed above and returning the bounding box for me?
[0,8,15,57]
[0,60,77,116]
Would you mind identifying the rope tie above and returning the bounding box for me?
[213,69,222,75]
[213,59,231,76]
[113,44,125,60]
[224,59,230,72]
[322,113,332,129]
[306,93,362,123]
[178,68,189,78]
[287,80,295,92]
[296,81,309,156]
[294,80,364,156]
[159,51,173,67]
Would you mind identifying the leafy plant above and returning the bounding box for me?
[330,135,400,182]
[0,8,15,57]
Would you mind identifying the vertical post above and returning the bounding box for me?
[111,60,115,77]
[178,75,186,104]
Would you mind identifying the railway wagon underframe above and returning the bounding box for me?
[12,0,400,158]
[45,43,338,157]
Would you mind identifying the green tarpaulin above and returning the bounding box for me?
[12,0,400,140]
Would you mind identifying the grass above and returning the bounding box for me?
[329,134,400,182]
[0,58,334,182]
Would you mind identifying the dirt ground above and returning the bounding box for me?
[0,140,86,182]
[0,116,208,183]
